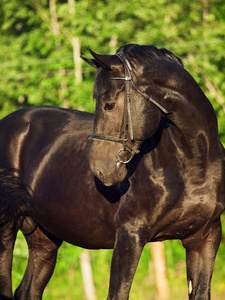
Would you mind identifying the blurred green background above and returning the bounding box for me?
[1,0,225,299]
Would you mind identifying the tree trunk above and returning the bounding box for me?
[49,0,60,46]
[109,34,118,53]
[67,0,82,84]
[71,36,82,84]
[80,250,96,300]
[150,242,169,300]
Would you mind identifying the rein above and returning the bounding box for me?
[89,52,168,164]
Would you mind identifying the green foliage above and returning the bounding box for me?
[1,0,225,298]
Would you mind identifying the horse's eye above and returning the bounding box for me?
[104,103,115,110]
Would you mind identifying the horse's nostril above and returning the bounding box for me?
[96,169,104,183]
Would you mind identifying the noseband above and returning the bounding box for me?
[89,52,168,164]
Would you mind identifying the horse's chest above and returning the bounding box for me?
[128,158,220,240]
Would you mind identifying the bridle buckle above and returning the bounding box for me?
[116,148,133,164]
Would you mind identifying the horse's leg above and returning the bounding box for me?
[15,227,62,300]
[182,219,222,300]
[0,224,17,299]
[107,224,146,300]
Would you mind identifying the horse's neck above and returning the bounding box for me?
[148,61,218,144]
[164,100,220,169]
[164,89,218,147]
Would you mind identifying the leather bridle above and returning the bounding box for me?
[89,52,168,164]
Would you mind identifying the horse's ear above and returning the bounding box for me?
[81,49,122,71]
[80,55,102,69]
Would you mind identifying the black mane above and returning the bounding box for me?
[117,44,184,67]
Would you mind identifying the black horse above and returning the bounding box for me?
[0,44,224,300]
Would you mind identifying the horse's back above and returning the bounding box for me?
[0,106,94,168]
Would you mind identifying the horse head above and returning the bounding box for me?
[81,44,215,186]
